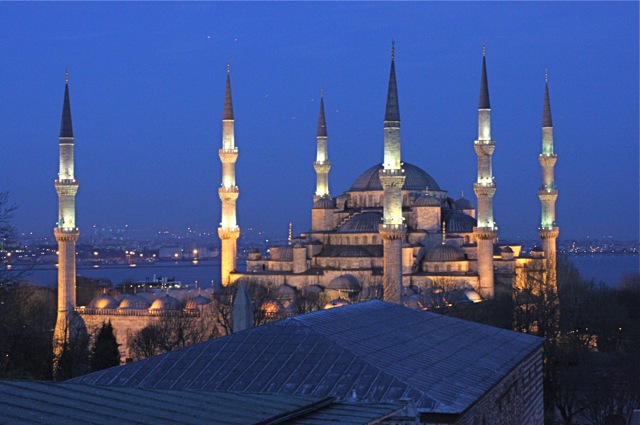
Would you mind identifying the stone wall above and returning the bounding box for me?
[450,347,544,425]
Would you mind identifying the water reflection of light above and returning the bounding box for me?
[93,264,100,268]
[129,264,137,267]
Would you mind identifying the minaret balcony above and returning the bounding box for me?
[538,154,558,167]
[54,227,80,241]
[538,227,559,239]
[218,226,240,240]
[538,190,558,202]
[55,180,79,196]
[473,227,497,240]
[378,223,406,240]
[219,148,239,163]
[379,169,406,188]
[473,183,496,198]
[313,161,331,173]
[218,187,239,201]
[474,142,495,156]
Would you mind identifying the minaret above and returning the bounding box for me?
[53,69,81,364]
[538,70,559,285]
[473,45,497,299]
[378,42,406,304]
[313,88,331,201]
[218,64,240,286]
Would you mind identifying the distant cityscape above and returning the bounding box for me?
[4,224,638,267]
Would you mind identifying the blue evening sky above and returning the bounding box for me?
[0,2,638,241]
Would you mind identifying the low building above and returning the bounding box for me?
[72,300,544,424]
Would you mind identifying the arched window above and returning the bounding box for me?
[363,236,368,244]
[354,237,359,245]
[372,235,377,244]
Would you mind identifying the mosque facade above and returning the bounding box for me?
[225,47,559,308]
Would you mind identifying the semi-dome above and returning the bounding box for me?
[312,197,335,209]
[328,274,361,292]
[349,162,441,192]
[425,243,466,262]
[270,245,293,262]
[149,293,183,311]
[444,211,477,233]
[454,197,474,210]
[89,294,119,309]
[337,212,382,233]
[414,194,440,207]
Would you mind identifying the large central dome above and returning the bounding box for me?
[349,162,441,192]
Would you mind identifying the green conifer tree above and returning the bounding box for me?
[89,321,120,372]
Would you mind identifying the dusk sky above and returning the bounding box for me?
[1,2,638,241]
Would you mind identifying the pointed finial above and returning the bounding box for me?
[425,185,429,194]
[482,42,486,57]
[442,221,447,244]
[65,67,69,84]
[545,68,548,83]
[461,190,465,198]
[391,40,395,60]
[288,222,292,245]
[320,85,324,98]
[227,61,230,74]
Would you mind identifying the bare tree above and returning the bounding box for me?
[128,312,219,361]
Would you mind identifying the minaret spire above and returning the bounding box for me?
[53,69,84,377]
[473,46,497,299]
[218,65,240,285]
[379,42,406,304]
[539,71,559,285]
[60,70,74,138]
[313,87,331,201]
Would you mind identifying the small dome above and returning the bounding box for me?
[337,212,382,233]
[531,246,545,258]
[137,292,157,303]
[414,194,440,207]
[454,197,474,210]
[89,294,119,309]
[323,298,350,309]
[328,274,361,292]
[114,293,130,303]
[464,289,482,303]
[274,284,297,300]
[425,243,466,262]
[501,246,514,253]
[261,299,284,315]
[185,294,212,310]
[192,294,211,305]
[118,295,151,310]
[149,293,183,311]
[270,245,293,262]
[302,284,324,295]
[402,294,423,309]
[312,197,335,209]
